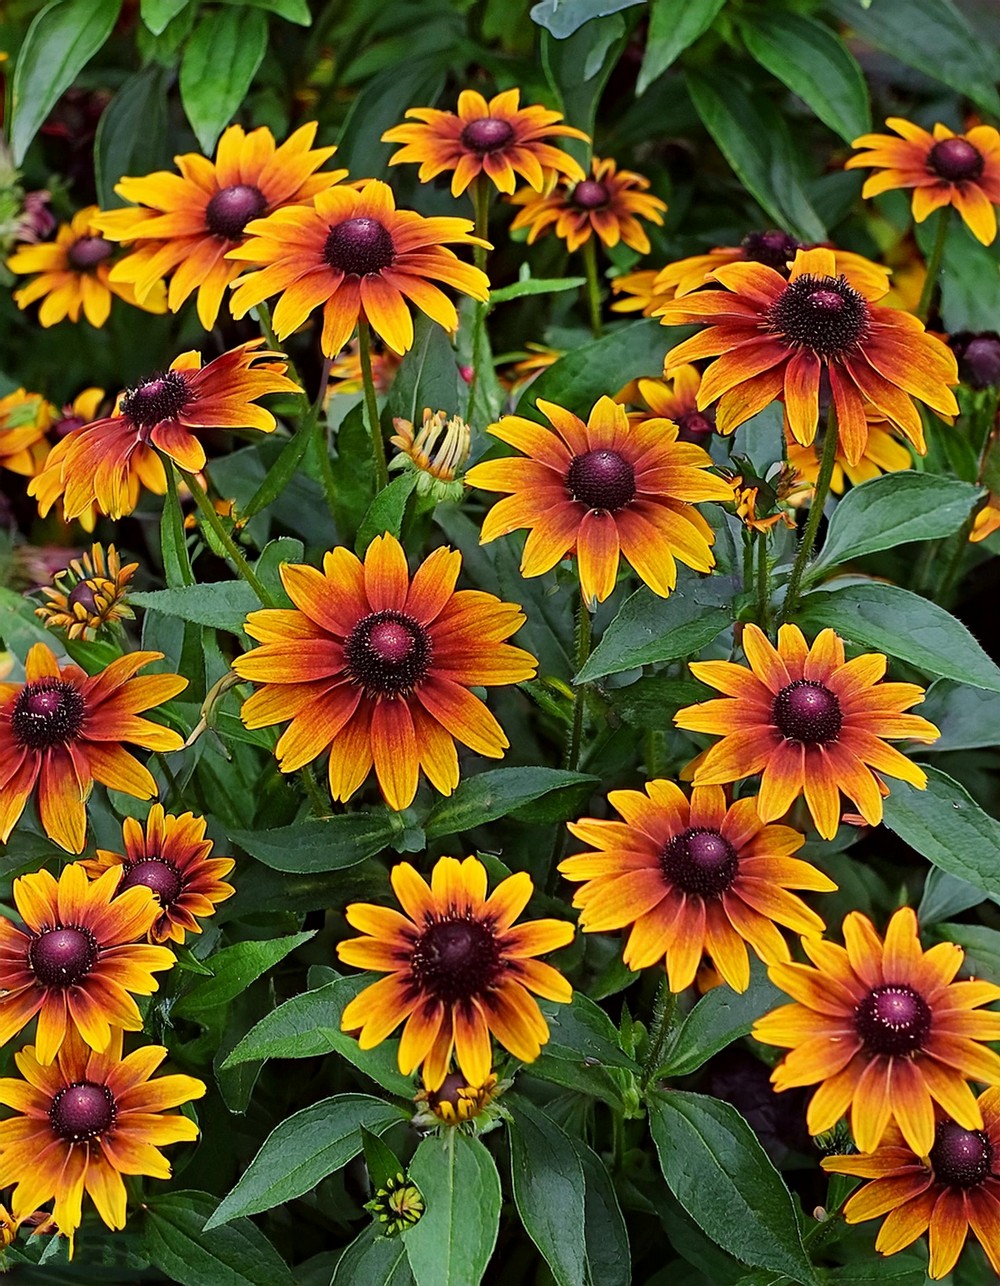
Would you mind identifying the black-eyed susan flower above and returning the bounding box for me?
[754,908,1000,1156]
[822,1092,1000,1279]
[0,863,175,1063]
[466,395,733,607]
[6,206,167,328]
[413,1070,500,1127]
[0,642,186,853]
[382,89,587,197]
[847,119,1000,246]
[390,408,470,501]
[29,340,297,521]
[81,804,235,945]
[657,247,959,466]
[610,267,664,316]
[509,156,666,255]
[675,624,940,839]
[365,1173,424,1235]
[338,855,573,1089]
[560,781,833,993]
[785,418,911,496]
[35,544,137,641]
[622,367,717,446]
[0,388,51,478]
[228,180,490,357]
[233,535,536,812]
[0,1025,203,1250]
[949,331,1000,390]
[95,123,347,330]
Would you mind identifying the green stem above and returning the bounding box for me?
[640,977,678,1092]
[467,177,493,418]
[162,464,195,586]
[779,407,839,624]
[310,354,339,523]
[581,237,604,339]
[565,599,594,773]
[755,530,771,629]
[358,320,389,492]
[915,209,950,324]
[934,389,1000,605]
[181,467,274,606]
[742,531,753,599]
[299,765,329,817]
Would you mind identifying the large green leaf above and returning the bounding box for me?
[331,1227,415,1286]
[131,582,258,634]
[229,812,401,872]
[140,0,188,33]
[918,679,1000,753]
[638,0,727,93]
[661,965,783,1078]
[573,1139,631,1286]
[509,1096,587,1286]
[94,65,171,207]
[179,7,268,153]
[402,1133,501,1286]
[387,313,468,428]
[216,0,310,23]
[424,767,598,839]
[142,1190,294,1286]
[529,0,642,38]
[173,932,314,1018]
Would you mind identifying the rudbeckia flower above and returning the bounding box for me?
[785,418,912,496]
[0,388,51,478]
[338,855,573,1089]
[35,543,137,641]
[610,267,663,315]
[413,1070,499,1127]
[621,367,716,446]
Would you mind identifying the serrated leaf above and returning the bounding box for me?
[402,1133,501,1286]
[661,965,783,1077]
[179,8,267,153]
[424,767,598,840]
[131,582,257,633]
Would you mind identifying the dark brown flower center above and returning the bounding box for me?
[411,916,501,1004]
[120,370,191,429]
[460,117,515,154]
[928,138,984,184]
[660,827,739,897]
[28,926,98,987]
[676,409,715,445]
[741,230,802,273]
[205,184,268,240]
[323,217,395,276]
[50,1081,116,1142]
[930,1121,994,1187]
[772,680,843,745]
[428,1071,467,1111]
[950,331,1000,390]
[854,983,932,1057]
[120,857,183,906]
[67,236,114,271]
[11,680,85,750]
[566,449,635,512]
[768,273,870,357]
[67,581,100,614]
[572,180,610,210]
[345,609,431,696]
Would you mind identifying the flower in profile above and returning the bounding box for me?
[730,474,797,533]
[822,1092,1000,1279]
[657,247,959,465]
[81,804,235,945]
[509,156,666,254]
[621,367,717,446]
[466,395,733,607]
[229,180,490,357]
[610,267,664,316]
[413,1070,500,1127]
[29,340,297,521]
[233,535,536,811]
[560,781,833,993]
[949,331,1000,389]
[325,340,402,399]
[785,417,912,497]
[505,342,564,396]
[382,89,588,197]
[674,624,940,839]
[0,642,186,853]
[847,119,1000,246]
[0,387,51,478]
[971,497,1000,543]
[6,206,167,328]
[35,543,138,640]
[0,863,175,1062]
[365,1173,424,1235]
[390,408,470,501]
[0,1026,204,1250]
[96,123,347,329]
[754,908,1000,1155]
[339,855,573,1089]
[51,387,105,438]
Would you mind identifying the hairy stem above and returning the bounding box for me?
[780,408,839,624]
[358,320,389,492]
[181,467,274,606]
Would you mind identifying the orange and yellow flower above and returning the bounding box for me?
[414,1071,499,1126]
[338,855,573,1089]
[823,1092,1000,1279]
[786,418,912,496]
[29,340,297,521]
[560,781,834,993]
[0,642,186,853]
[620,367,717,446]
[0,387,51,478]
[509,156,666,254]
[382,88,587,197]
[754,907,1000,1156]
[847,119,1000,246]
[610,267,663,316]
[325,340,402,399]
[229,180,489,357]
[0,1025,203,1249]
[35,543,137,641]
[390,408,471,500]
[674,623,940,839]
[0,863,175,1063]
[466,395,733,607]
[81,805,235,945]
[657,247,959,466]
[96,123,347,329]
[233,535,537,811]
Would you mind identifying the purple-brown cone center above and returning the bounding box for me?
[768,273,870,357]
[460,117,515,154]
[67,236,114,271]
[854,983,932,1057]
[928,137,984,184]
[50,1081,116,1142]
[741,230,801,272]
[120,369,191,429]
[411,916,501,1004]
[323,217,395,276]
[11,680,85,750]
[120,857,183,906]
[951,332,1000,389]
[205,184,268,240]
[931,1121,994,1187]
[661,827,739,897]
[676,409,716,445]
[67,581,100,614]
[29,926,98,988]
[566,449,636,512]
[572,180,610,210]
[772,680,843,745]
[345,609,431,696]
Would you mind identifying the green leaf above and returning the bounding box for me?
[142,1190,294,1286]
[173,931,314,1017]
[541,13,629,168]
[356,473,417,556]
[740,13,870,143]
[919,679,1000,753]
[572,1138,631,1286]
[638,0,727,93]
[529,0,642,38]
[529,992,639,1106]
[229,812,400,872]
[387,315,467,428]
[882,765,1000,901]
[140,0,187,34]
[509,1096,587,1286]
[94,65,170,207]
[424,767,598,840]
[131,582,257,634]
[331,1227,415,1286]
[794,582,1000,693]
[810,473,982,573]
[402,1133,501,1286]
[11,0,123,163]
[362,1126,405,1192]
[661,965,783,1077]
[649,1092,817,1284]
[179,8,267,153]
[918,867,986,925]
[490,275,586,303]
[216,0,310,23]
[206,1095,409,1227]
[160,467,196,589]
[244,428,312,520]
[931,923,1000,980]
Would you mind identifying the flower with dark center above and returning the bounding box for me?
[658,247,958,466]
[949,330,1000,389]
[624,368,719,448]
[0,1025,204,1251]
[66,236,113,271]
[562,779,832,993]
[741,229,801,271]
[120,370,191,430]
[0,388,50,479]
[467,394,733,607]
[323,216,396,276]
[383,88,588,196]
[119,859,183,907]
[35,543,138,642]
[234,534,536,812]
[415,1070,499,1126]
[823,1087,1000,1279]
[364,1174,425,1235]
[11,680,85,751]
[95,122,347,329]
[28,928,98,988]
[339,855,573,1089]
[755,907,1000,1157]
[847,117,1000,246]
[676,622,940,840]
[572,179,610,209]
